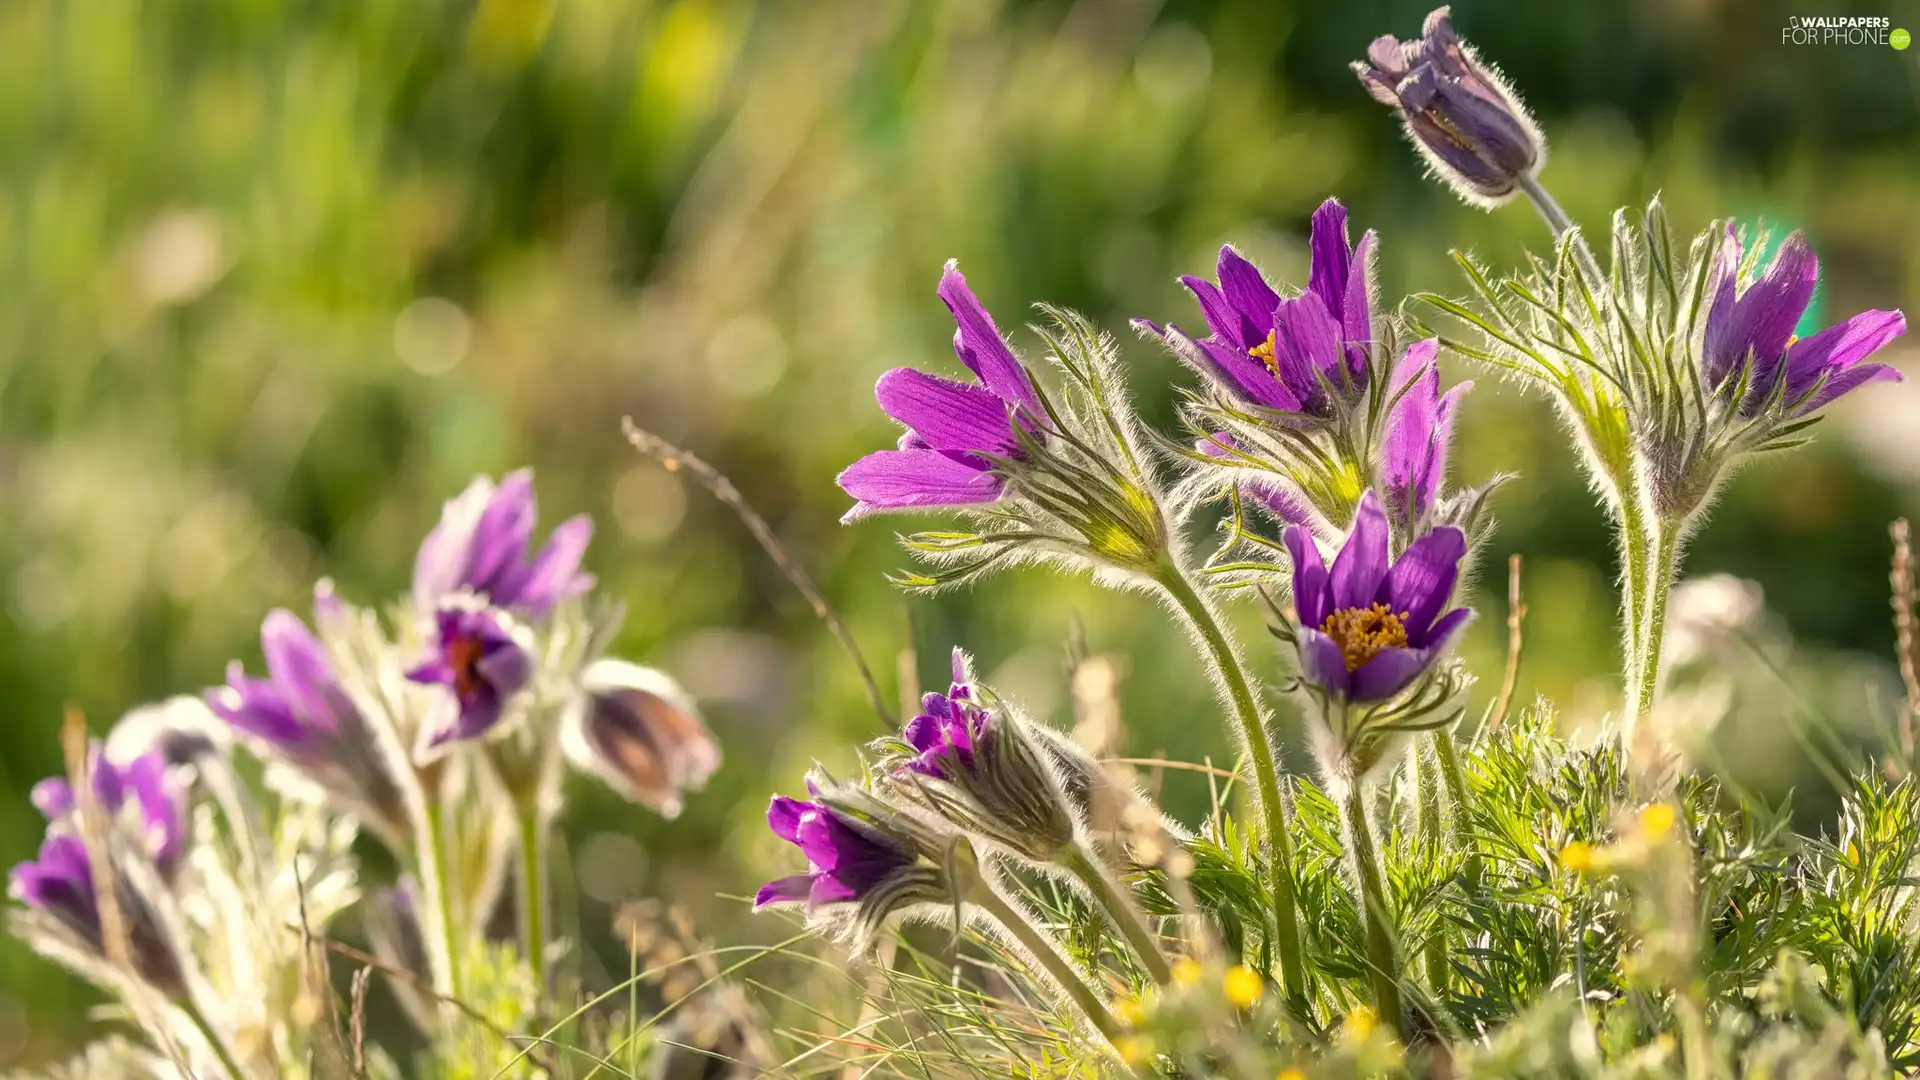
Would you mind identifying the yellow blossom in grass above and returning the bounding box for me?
[1343,1005,1377,1041]
[1639,802,1676,841]
[1115,1035,1155,1064]
[1170,956,1203,988]
[1223,965,1264,1008]
[1277,1069,1308,1080]
[1560,840,1598,872]
[1113,996,1148,1028]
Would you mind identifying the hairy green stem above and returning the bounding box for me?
[1619,494,1650,730]
[1154,563,1305,1000]
[1433,732,1481,888]
[970,883,1124,1045]
[517,806,548,995]
[422,798,463,1001]
[1413,745,1449,993]
[1061,841,1174,986]
[1632,522,1683,725]
[1341,781,1406,1041]
[1517,172,1604,284]
[179,994,249,1080]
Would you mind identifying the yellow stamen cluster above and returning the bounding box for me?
[1249,329,1282,377]
[1319,603,1411,671]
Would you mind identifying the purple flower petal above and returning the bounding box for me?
[938,263,1038,414]
[261,610,342,737]
[1271,292,1343,402]
[754,874,812,909]
[1179,274,1247,351]
[1216,247,1281,349]
[836,449,1002,522]
[1783,308,1907,410]
[875,368,1020,456]
[465,470,539,597]
[1347,646,1431,703]
[1297,628,1352,697]
[1329,492,1390,612]
[31,779,74,821]
[768,796,808,844]
[1306,199,1352,327]
[1284,525,1331,629]
[1381,526,1467,641]
[1342,230,1379,379]
[1802,362,1902,414]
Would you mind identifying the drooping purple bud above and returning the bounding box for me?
[755,794,918,911]
[1353,7,1545,207]
[413,469,596,618]
[564,659,720,818]
[10,816,188,994]
[407,605,534,748]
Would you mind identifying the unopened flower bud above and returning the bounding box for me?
[1353,7,1544,207]
[564,659,720,818]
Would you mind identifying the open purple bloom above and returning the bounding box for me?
[1382,339,1469,524]
[413,469,595,618]
[1353,7,1543,206]
[1285,491,1471,704]
[1143,199,1376,416]
[836,262,1041,522]
[208,604,408,832]
[407,606,534,747]
[28,750,185,874]
[754,791,917,910]
[1701,228,1906,418]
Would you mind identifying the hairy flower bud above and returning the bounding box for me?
[880,651,1078,862]
[563,659,719,818]
[1353,7,1544,207]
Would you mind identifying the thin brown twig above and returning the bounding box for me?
[349,966,373,1079]
[1890,520,1918,760]
[622,418,895,729]
[62,709,131,974]
[1488,554,1528,734]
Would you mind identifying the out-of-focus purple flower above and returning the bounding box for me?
[566,659,720,817]
[413,469,595,618]
[207,604,409,833]
[836,263,1041,522]
[1196,433,1319,530]
[407,606,534,747]
[1701,229,1906,418]
[1285,491,1471,704]
[28,751,185,874]
[754,790,918,910]
[1382,340,1469,525]
[1141,201,1376,417]
[1353,7,1544,206]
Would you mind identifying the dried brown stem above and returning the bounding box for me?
[61,709,131,974]
[622,418,895,729]
[1488,554,1528,735]
[1891,519,1918,760]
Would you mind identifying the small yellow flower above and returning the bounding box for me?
[1560,840,1597,872]
[1276,1069,1308,1080]
[1113,995,1148,1028]
[1639,802,1676,841]
[1847,841,1860,863]
[1115,1035,1155,1064]
[1343,1005,1377,1040]
[1223,965,1264,1008]
[1170,956,1203,988]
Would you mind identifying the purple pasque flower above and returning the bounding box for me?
[754,787,918,910]
[1353,7,1544,206]
[29,749,186,874]
[1701,228,1906,418]
[413,469,595,618]
[1381,339,1469,525]
[10,831,187,993]
[207,603,408,833]
[1285,491,1471,704]
[1143,201,1376,418]
[836,262,1042,522]
[900,657,989,778]
[407,605,534,748]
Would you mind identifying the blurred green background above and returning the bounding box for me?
[0,0,1915,1062]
